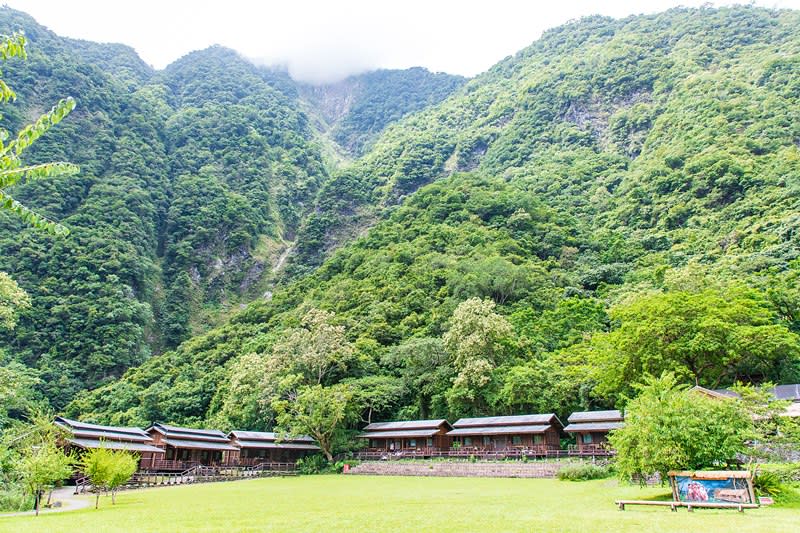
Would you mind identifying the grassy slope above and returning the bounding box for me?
[2,476,797,532]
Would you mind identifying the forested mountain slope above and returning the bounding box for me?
[66,6,799,429]
[299,68,466,157]
[0,8,459,407]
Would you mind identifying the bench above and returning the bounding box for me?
[616,500,678,511]
[616,500,759,512]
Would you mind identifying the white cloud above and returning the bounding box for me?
[5,0,800,83]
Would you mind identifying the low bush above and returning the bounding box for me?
[0,487,33,512]
[557,463,614,481]
[296,454,329,475]
[753,470,784,498]
[758,463,800,483]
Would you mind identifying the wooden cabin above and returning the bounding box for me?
[358,419,453,455]
[145,423,238,470]
[563,410,624,455]
[227,431,320,465]
[55,416,164,470]
[447,414,563,454]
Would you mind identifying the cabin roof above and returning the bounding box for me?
[564,422,624,433]
[235,440,320,450]
[357,428,442,439]
[693,384,800,402]
[773,384,800,401]
[147,423,229,442]
[228,430,315,443]
[447,424,552,436]
[55,416,152,442]
[566,410,623,423]
[690,386,739,399]
[452,414,562,429]
[67,438,164,453]
[162,438,239,451]
[362,419,451,432]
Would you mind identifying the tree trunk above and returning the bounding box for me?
[112,489,116,505]
[34,490,41,516]
[95,492,100,509]
[46,488,53,507]
[323,448,333,462]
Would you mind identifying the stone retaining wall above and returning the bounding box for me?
[348,460,563,478]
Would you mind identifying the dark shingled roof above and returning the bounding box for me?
[55,416,153,442]
[67,438,164,453]
[147,423,229,443]
[162,438,238,451]
[696,384,800,402]
[362,419,452,432]
[772,384,800,401]
[564,422,624,433]
[452,414,562,429]
[228,430,315,443]
[567,410,624,424]
[357,429,442,439]
[234,441,320,451]
[447,424,552,436]
[228,430,317,450]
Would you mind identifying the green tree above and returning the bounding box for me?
[81,447,137,508]
[609,373,751,482]
[107,450,137,505]
[0,271,29,330]
[273,383,355,461]
[18,442,73,515]
[589,286,800,402]
[0,33,78,235]
[444,298,513,416]
[272,309,354,386]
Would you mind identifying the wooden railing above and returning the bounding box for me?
[567,444,615,456]
[354,446,566,461]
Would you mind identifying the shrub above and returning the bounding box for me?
[753,470,783,498]
[0,487,33,512]
[296,454,329,475]
[557,463,614,481]
[759,463,800,483]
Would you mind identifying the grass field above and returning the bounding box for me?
[2,475,797,532]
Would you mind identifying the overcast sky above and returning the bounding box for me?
[5,0,799,83]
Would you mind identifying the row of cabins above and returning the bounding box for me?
[358,410,625,458]
[55,418,320,472]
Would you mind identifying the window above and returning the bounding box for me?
[512,435,522,445]
[370,439,377,448]
[464,437,473,446]
[427,438,433,447]
[483,436,491,446]
[583,433,593,444]
[533,435,543,444]
[409,439,417,448]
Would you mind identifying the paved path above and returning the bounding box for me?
[0,486,90,518]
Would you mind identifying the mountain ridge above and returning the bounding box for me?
[61,5,800,429]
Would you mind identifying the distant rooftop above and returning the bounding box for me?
[566,410,623,423]
[147,422,229,443]
[362,419,451,432]
[228,430,315,444]
[55,416,152,442]
[452,414,561,429]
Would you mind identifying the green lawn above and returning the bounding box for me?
[2,475,797,532]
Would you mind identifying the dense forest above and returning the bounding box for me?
[0,8,463,409]
[1,6,799,443]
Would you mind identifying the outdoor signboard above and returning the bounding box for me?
[668,471,756,505]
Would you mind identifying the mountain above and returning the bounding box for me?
[299,68,467,158]
[0,7,463,407]
[62,5,800,429]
